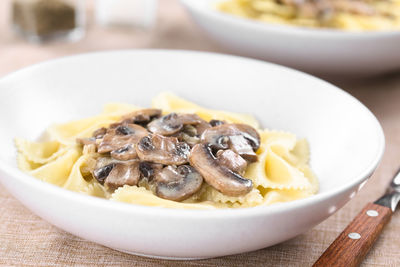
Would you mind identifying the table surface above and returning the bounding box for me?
[1,0,400,266]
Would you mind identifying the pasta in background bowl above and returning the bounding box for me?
[218,0,400,31]
[181,0,400,76]
[0,50,384,259]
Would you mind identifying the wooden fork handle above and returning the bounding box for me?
[313,203,392,267]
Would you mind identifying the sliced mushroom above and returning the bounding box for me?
[155,165,203,201]
[136,134,190,165]
[97,124,148,154]
[216,149,248,176]
[228,135,258,162]
[200,123,260,162]
[137,161,163,191]
[279,0,303,6]
[189,144,252,197]
[104,161,140,191]
[298,2,321,18]
[121,109,162,125]
[139,161,163,181]
[92,127,107,139]
[176,132,200,147]
[92,157,118,184]
[332,0,375,16]
[109,120,132,129]
[110,144,137,160]
[209,120,225,127]
[93,163,114,185]
[293,0,375,20]
[93,157,114,182]
[195,120,211,135]
[182,124,198,136]
[147,113,205,136]
[174,125,200,147]
[76,127,107,146]
[92,157,140,190]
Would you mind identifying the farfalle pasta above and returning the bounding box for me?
[218,0,400,31]
[15,92,318,209]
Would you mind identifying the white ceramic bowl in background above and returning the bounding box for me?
[181,0,400,76]
[0,50,384,259]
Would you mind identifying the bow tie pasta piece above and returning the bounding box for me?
[200,184,263,208]
[101,103,142,116]
[47,116,117,146]
[218,0,400,31]
[288,139,311,167]
[298,165,319,195]
[259,130,311,168]
[29,147,80,186]
[111,185,217,210]
[62,152,107,198]
[246,149,312,190]
[48,104,146,146]
[259,130,297,154]
[17,153,42,172]
[152,92,260,129]
[262,189,315,206]
[85,181,109,198]
[245,130,313,191]
[260,161,319,206]
[15,138,67,164]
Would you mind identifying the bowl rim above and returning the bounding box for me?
[180,0,400,38]
[0,49,385,219]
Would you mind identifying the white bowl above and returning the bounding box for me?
[181,0,400,76]
[0,50,384,259]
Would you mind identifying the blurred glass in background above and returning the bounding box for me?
[12,0,86,43]
[11,0,159,43]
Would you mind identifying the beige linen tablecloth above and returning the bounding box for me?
[1,1,399,266]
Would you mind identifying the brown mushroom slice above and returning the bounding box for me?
[176,132,200,147]
[200,123,260,162]
[201,123,260,150]
[108,120,131,129]
[279,0,301,6]
[137,161,163,191]
[92,157,140,190]
[110,144,137,160]
[228,135,258,162]
[189,144,252,197]
[147,113,205,136]
[174,125,201,147]
[280,0,332,21]
[104,161,141,191]
[216,149,248,176]
[139,161,163,181]
[195,120,211,135]
[122,108,162,124]
[136,134,190,165]
[76,127,107,146]
[92,157,119,183]
[155,165,203,201]
[92,127,107,139]
[209,120,225,127]
[332,0,375,16]
[97,124,148,154]
[298,3,320,19]
[93,163,114,185]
